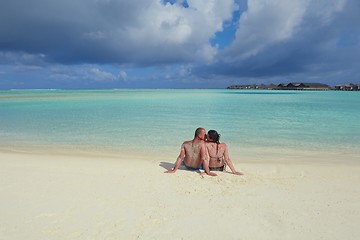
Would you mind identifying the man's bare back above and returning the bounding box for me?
[182,139,205,169]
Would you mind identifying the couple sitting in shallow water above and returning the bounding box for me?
[164,127,243,176]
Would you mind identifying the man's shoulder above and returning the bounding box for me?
[182,139,204,147]
[182,140,193,146]
[193,139,205,147]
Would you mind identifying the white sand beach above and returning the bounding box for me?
[1,151,359,240]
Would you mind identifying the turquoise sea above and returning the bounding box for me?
[0,89,359,162]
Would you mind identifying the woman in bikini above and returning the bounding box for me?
[205,130,243,175]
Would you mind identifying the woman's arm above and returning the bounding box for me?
[223,144,244,175]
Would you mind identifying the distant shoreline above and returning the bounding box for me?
[0,85,359,91]
[227,82,360,91]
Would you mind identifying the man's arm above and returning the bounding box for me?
[164,144,185,173]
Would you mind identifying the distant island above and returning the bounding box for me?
[227,82,360,91]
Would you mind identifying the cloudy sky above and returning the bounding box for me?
[0,0,359,89]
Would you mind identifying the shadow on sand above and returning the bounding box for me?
[159,162,175,171]
[159,161,203,176]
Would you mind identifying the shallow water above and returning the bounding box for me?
[1,89,359,161]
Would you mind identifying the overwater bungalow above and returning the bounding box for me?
[276,82,330,90]
[334,84,360,91]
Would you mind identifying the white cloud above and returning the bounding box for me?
[119,70,128,81]
[0,51,46,66]
[308,0,347,25]
[88,68,117,82]
[49,65,117,82]
[121,0,235,62]
[194,0,360,85]
[0,0,236,65]
[221,0,349,63]
[222,0,310,61]
[1,0,359,88]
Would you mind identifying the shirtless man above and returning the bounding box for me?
[164,128,217,176]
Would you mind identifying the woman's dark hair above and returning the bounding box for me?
[207,130,220,144]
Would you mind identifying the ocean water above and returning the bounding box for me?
[0,89,359,162]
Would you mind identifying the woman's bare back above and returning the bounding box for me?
[206,142,228,168]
